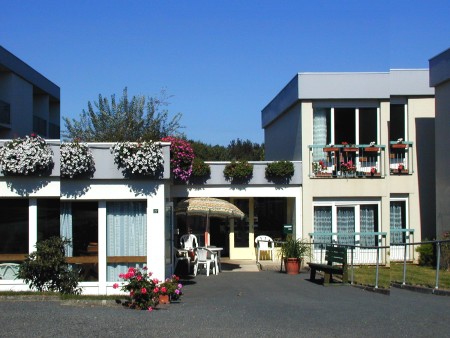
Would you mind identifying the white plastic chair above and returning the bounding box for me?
[255,235,274,263]
[193,248,217,276]
[180,234,198,250]
[0,263,20,280]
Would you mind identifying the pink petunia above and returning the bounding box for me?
[113,283,119,289]
[148,307,153,312]
[153,287,159,293]
[161,287,167,294]
[141,287,147,294]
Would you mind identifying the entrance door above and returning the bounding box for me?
[229,198,254,259]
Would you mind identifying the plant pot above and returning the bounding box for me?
[284,258,301,275]
[159,294,170,304]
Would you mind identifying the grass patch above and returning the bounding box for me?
[349,266,390,289]
[348,264,450,290]
[391,263,450,290]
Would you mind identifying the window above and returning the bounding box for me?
[233,199,249,248]
[390,104,406,141]
[313,202,379,248]
[254,198,287,240]
[313,107,378,147]
[60,202,98,281]
[0,199,28,256]
[106,201,147,281]
[390,200,406,244]
[37,199,60,242]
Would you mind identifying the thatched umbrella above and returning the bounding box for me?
[175,197,245,246]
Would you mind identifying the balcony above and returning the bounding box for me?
[308,144,386,178]
[389,141,413,175]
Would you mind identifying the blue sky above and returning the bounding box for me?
[1,0,449,145]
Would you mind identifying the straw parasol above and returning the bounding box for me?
[175,197,245,246]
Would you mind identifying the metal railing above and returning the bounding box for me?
[308,144,386,178]
[389,141,414,175]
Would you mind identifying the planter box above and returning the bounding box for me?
[314,172,332,178]
[342,147,358,152]
[364,147,379,152]
[392,144,407,149]
[323,147,339,152]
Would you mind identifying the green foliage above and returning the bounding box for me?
[191,158,211,177]
[227,138,264,161]
[415,242,435,266]
[265,161,294,178]
[17,237,81,295]
[190,138,264,161]
[279,237,311,259]
[223,161,253,181]
[62,88,184,142]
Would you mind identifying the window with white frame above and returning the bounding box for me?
[390,199,407,244]
[313,201,379,248]
[106,201,147,282]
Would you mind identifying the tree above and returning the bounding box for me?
[189,138,264,161]
[17,237,81,295]
[62,88,184,142]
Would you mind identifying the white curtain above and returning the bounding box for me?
[314,206,332,248]
[390,202,404,244]
[360,206,376,247]
[60,202,73,257]
[337,207,355,246]
[106,201,147,281]
[313,108,328,161]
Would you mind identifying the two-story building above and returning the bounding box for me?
[262,70,435,263]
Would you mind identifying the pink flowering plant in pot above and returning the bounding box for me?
[113,267,183,311]
[162,136,194,182]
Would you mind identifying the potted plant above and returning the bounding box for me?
[279,237,311,275]
[223,160,253,183]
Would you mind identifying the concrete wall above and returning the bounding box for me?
[264,102,302,161]
[434,81,450,238]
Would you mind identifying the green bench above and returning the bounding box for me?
[308,245,348,285]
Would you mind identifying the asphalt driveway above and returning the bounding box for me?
[1,270,449,337]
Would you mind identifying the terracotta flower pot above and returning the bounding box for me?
[159,294,170,304]
[284,258,301,275]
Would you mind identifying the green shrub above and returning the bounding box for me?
[191,158,211,177]
[223,161,253,181]
[265,161,294,178]
[18,237,81,295]
[415,242,435,266]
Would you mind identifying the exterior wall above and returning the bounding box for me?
[0,73,33,138]
[264,102,302,161]
[434,81,450,238]
[0,46,60,139]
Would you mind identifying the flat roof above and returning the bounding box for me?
[0,45,60,100]
[429,48,450,87]
[262,69,433,128]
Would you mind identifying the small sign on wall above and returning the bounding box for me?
[153,209,158,213]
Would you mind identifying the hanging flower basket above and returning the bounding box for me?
[161,137,194,182]
[111,141,164,177]
[0,134,53,176]
[60,141,95,178]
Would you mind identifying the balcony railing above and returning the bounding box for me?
[308,144,386,178]
[389,141,413,175]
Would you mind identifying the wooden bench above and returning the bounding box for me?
[308,245,348,285]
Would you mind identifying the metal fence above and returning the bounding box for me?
[311,239,450,290]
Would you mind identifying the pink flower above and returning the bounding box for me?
[148,307,153,312]
[143,266,148,270]
[118,273,124,279]
[141,287,147,294]
[177,283,183,289]
[113,283,119,289]
[161,287,167,294]
[152,278,159,284]
[153,287,159,293]
[175,289,180,295]
[137,275,142,281]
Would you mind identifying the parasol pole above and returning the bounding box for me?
[205,209,210,246]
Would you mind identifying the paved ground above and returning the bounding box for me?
[1,267,450,337]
